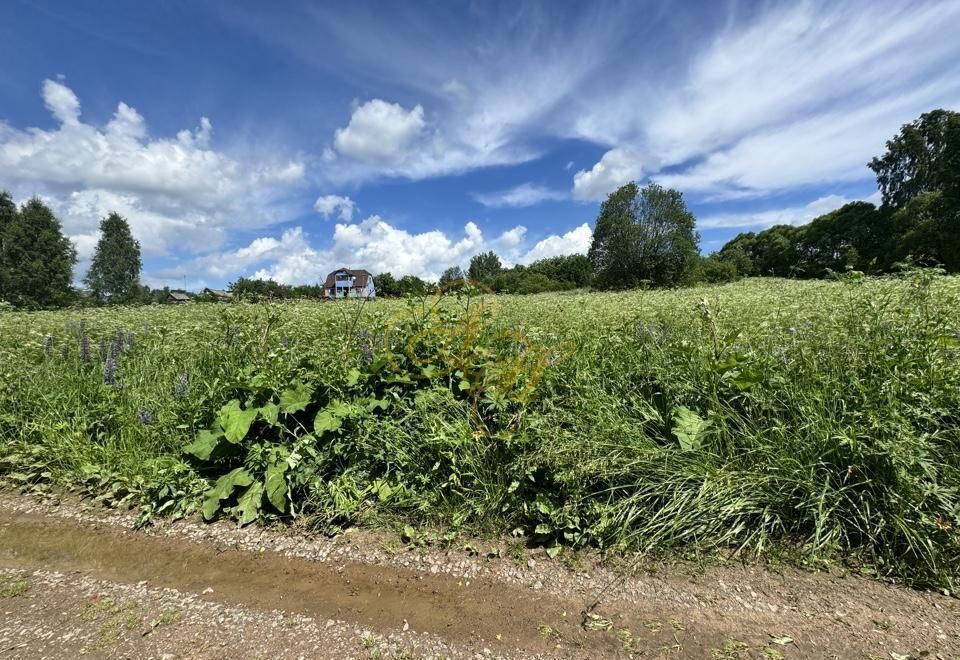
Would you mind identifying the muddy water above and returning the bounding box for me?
[0,510,630,656]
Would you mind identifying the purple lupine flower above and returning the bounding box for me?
[138,408,153,425]
[115,326,126,353]
[59,344,69,359]
[43,335,53,356]
[79,334,92,364]
[174,372,189,399]
[126,331,135,350]
[360,342,373,363]
[98,338,108,361]
[281,335,291,349]
[103,355,118,387]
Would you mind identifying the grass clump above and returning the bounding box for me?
[0,273,958,589]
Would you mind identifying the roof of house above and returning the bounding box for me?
[203,288,232,298]
[323,268,373,289]
[168,292,191,302]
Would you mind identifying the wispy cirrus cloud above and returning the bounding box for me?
[473,183,567,208]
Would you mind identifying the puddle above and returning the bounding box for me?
[0,510,611,655]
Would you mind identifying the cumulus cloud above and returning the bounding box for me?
[0,78,305,277]
[473,183,567,208]
[314,194,355,221]
[200,214,592,285]
[42,79,81,125]
[519,223,592,263]
[333,99,426,165]
[572,149,643,201]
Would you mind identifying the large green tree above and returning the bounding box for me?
[0,191,17,300]
[2,197,76,309]
[468,251,502,282]
[869,109,960,209]
[84,212,143,303]
[438,265,466,287]
[589,182,700,288]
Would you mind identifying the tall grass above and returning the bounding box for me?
[1,273,958,588]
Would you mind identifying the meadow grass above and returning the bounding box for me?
[1,273,958,589]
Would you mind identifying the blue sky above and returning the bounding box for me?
[1,0,959,288]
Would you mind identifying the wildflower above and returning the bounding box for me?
[103,356,118,387]
[138,408,153,425]
[281,336,291,349]
[360,342,374,363]
[43,335,53,356]
[126,331,135,350]
[98,339,108,361]
[174,373,189,399]
[787,326,797,335]
[59,344,69,360]
[79,334,91,364]
[115,326,126,353]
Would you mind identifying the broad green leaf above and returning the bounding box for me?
[314,400,353,435]
[345,368,362,386]
[183,429,225,461]
[258,402,280,426]
[278,381,312,414]
[545,545,562,559]
[264,455,288,513]
[672,406,709,451]
[201,467,254,520]
[769,635,793,646]
[235,481,264,526]
[219,400,258,444]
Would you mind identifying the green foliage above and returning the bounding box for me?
[84,213,143,304]
[438,266,466,287]
[0,196,76,309]
[869,109,960,209]
[1,277,960,589]
[590,182,700,289]
[718,109,960,280]
[468,251,502,282]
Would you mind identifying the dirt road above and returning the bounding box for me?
[0,494,956,659]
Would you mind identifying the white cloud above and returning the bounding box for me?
[0,79,306,279]
[314,194,355,221]
[697,194,859,230]
[572,149,642,201]
[207,214,591,285]
[42,79,81,125]
[519,223,592,263]
[473,183,567,208]
[333,99,426,165]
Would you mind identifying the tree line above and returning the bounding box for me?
[3,107,956,308]
[710,109,960,279]
[0,195,146,309]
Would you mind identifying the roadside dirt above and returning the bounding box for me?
[1,494,957,659]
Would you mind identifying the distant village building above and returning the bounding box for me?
[167,291,192,304]
[202,288,233,302]
[324,268,376,299]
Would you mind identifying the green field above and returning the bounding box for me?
[2,274,959,588]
